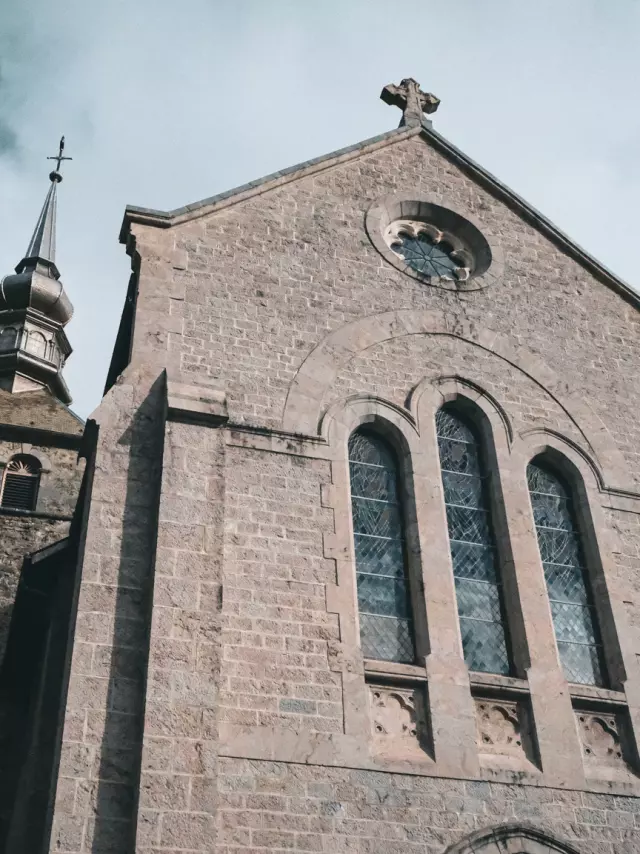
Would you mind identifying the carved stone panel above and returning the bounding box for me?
[369,684,431,759]
[475,698,537,770]
[576,710,636,779]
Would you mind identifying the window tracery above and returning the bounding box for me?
[436,408,510,675]
[386,221,473,281]
[348,429,415,663]
[527,460,605,686]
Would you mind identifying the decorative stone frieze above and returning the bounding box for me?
[369,683,431,758]
[475,698,537,770]
[576,709,637,778]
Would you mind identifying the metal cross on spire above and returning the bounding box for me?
[381,78,440,127]
[47,136,72,183]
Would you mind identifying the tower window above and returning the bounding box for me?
[25,331,47,360]
[1,455,42,511]
[348,429,416,663]
[436,408,510,675]
[527,460,605,686]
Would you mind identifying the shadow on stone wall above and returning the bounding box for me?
[89,376,166,853]
[0,422,97,854]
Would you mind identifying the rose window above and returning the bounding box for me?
[386,222,473,282]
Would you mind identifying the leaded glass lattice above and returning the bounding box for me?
[436,409,510,675]
[348,430,415,663]
[391,232,459,278]
[527,461,605,686]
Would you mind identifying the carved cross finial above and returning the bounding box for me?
[381,78,440,127]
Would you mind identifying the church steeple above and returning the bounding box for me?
[0,138,74,404]
[18,178,59,276]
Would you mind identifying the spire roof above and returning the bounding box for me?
[16,177,59,276]
[0,137,74,326]
[15,137,71,278]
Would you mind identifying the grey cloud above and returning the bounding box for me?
[0,121,17,156]
[0,0,638,418]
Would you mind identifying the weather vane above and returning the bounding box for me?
[47,136,72,182]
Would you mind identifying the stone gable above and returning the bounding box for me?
[128,130,639,480]
[41,120,640,854]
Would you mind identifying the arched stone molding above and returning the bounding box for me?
[281,309,631,493]
[0,446,52,472]
[516,427,606,493]
[411,376,533,683]
[321,394,481,776]
[409,374,514,449]
[321,396,424,743]
[321,395,424,657]
[507,430,640,781]
[365,193,505,292]
[515,431,640,747]
[320,393,418,448]
[444,822,582,854]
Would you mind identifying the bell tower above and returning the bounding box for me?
[0,138,74,404]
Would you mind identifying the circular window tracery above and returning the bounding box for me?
[366,195,503,292]
[386,220,474,282]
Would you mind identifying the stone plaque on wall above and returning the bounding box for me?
[475,697,538,771]
[576,710,637,781]
[368,683,432,760]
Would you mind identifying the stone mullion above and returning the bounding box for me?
[411,426,480,776]
[497,447,585,787]
[574,486,640,766]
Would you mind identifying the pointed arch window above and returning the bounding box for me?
[527,460,605,686]
[348,429,416,663]
[436,408,510,675]
[0,455,41,511]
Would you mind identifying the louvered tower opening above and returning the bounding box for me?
[1,456,41,511]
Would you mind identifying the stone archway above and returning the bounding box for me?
[444,823,582,854]
[281,308,631,491]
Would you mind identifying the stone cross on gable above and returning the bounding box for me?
[381,78,440,127]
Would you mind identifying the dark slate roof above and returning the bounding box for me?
[120,121,639,309]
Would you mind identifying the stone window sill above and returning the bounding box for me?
[569,682,627,708]
[364,658,426,683]
[470,671,530,697]
[0,506,73,522]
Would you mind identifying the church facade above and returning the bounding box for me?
[2,80,640,853]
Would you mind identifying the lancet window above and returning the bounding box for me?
[436,408,510,675]
[348,429,416,663]
[527,460,605,686]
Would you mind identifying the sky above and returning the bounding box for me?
[0,0,638,418]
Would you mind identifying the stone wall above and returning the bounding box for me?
[129,131,640,483]
[0,515,70,656]
[0,390,84,662]
[220,445,339,734]
[0,439,83,661]
[217,758,640,854]
[0,389,83,433]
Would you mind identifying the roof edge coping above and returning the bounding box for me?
[118,118,638,309]
[119,125,419,240]
[420,124,639,307]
